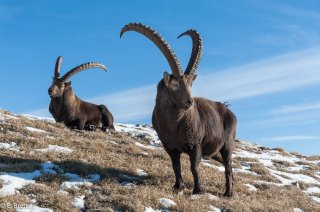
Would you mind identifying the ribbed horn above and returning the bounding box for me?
[120,22,183,77]
[54,56,62,78]
[178,29,202,76]
[61,62,107,82]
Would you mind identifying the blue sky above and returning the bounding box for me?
[0,0,319,155]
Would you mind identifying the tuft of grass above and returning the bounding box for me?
[272,159,294,168]
[250,163,269,175]
[0,195,30,212]
[35,174,69,190]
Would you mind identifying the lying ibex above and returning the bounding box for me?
[121,23,237,197]
[48,56,115,131]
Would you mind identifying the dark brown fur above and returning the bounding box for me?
[152,77,237,196]
[121,23,237,196]
[48,58,114,131]
[49,83,114,131]
[49,84,114,131]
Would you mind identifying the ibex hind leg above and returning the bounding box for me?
[220,142,234,197]
[211,153,224,164]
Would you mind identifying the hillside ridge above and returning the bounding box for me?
[0,109,319,211]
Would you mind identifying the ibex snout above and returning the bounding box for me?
[48,87,53,97]
[183,98,194,108]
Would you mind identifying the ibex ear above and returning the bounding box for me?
[163,71,170,87]
[66,81,72,87]
[192,74,197,81]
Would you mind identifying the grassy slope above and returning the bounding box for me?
[0,109,319,212]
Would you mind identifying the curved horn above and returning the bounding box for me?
[120,23,183,77]
[61,62,107,82]
[54,56,62,78]
[177,29,202,76]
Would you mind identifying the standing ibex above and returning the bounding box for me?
[48,56,115,131]
[121,23,237,197]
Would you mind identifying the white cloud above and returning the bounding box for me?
[89,85,156,122]
[26,48,320,122]
[272,102,320,114]
[280,5,320,20]
[242,109,320,128]
[195,48,320,101]
[268,135,320,141]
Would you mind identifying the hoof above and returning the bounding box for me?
[173,184,185,192]
[223,192,233,197]
[192,187,202,194]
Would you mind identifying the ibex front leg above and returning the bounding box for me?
[77,119,86,130]
[168,150,185,191]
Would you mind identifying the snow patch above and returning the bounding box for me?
[3,114,19,120]
[304,187,320,194]
[311,196,320,203]
[61,173,101,190]
[136,169,148,177]
[35,145,73,154]
[115,123,161,145]
[22,114,54,122]
[202,162,225,172]
[135,142,158,150]
[234,149,299,167]
[0,170,42,196]
[16,206,53,212]
[72,195,85,210]
[190,193,219,201]
[0,142,19,151]
[287,165,306,172]
[159,198,176,208]
[245,183,258,191]
[268,168,319,185]
[209,206,221,212]
[145,207,162,212]
[25,126,49,134]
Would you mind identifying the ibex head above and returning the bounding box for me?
[120,23,202,109]
[48,56,107,98]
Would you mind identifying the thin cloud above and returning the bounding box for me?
[89,85,156,122]
[196,48,320,101]
[280,5,320,20]
[26,48,320,122]
[242,110,320,128]
[268,135,320,141]
[272,102,320,114]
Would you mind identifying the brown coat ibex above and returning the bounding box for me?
[48,56,114,131]
[121,23,237,196]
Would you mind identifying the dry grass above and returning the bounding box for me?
[272,147,292,157]
[272,159,295,168]
[0,195,30,212]
[305,155,320,161]
[250,163,269,175]
[0,111,319,211]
